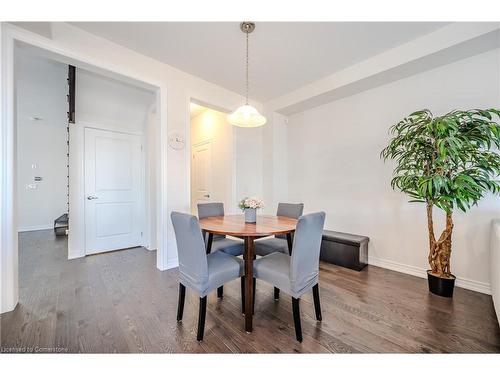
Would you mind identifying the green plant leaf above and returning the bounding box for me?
[381,108,500,214]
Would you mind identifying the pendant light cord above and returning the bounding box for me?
[229,22,266,127]
[245,29,249,105]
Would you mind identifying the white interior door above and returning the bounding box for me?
[192,141,213,210]
[84,128,142,255]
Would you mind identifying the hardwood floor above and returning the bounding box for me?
[1,230,499,353]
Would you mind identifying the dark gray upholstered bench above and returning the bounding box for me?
[320,230,369,271]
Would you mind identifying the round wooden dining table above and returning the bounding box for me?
[199,214,298,332]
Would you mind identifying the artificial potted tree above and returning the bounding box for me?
[381,109,500,297]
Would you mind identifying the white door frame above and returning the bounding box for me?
[67,120,147,259]
[191,139,213,211]
[0,24,169,313]
[187,97,237,215]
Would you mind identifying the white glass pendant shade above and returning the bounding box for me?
[229,22,267,128]
[227,104,266,128]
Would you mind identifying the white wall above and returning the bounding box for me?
[190,108,235,214]
[286,49,500,293]
[15,49,68,232]
[234,126,264,205]
[76,68,155,131]
[262,112,289,214]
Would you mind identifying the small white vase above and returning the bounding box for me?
[244,208,257,223]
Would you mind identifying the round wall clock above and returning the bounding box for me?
[168,132,185,150]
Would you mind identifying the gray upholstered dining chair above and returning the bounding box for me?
[198,202,245,298]
[253,211,326,342]
[254,202,304,257]
[198,202,245,257]
[171,211,245,341]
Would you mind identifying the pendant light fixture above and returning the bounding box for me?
[228,22,267,128]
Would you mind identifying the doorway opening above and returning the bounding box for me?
[2,30,168,314]
[189,101,236,215]
[15,43,157,260]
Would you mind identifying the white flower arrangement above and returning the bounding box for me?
[239,197,264,211]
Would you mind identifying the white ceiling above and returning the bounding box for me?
[72,22,449,102]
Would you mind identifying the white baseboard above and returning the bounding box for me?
[18,225,53,232]
[368,256,491,295]
[165,257,179,270]
[67,253,84,260]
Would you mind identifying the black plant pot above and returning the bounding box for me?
[427,270,455,298]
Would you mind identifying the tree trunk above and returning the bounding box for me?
[427,203,454,279]
[426,202,436,271]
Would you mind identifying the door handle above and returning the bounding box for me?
[87,196,98,200]
[203,194,210,198]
